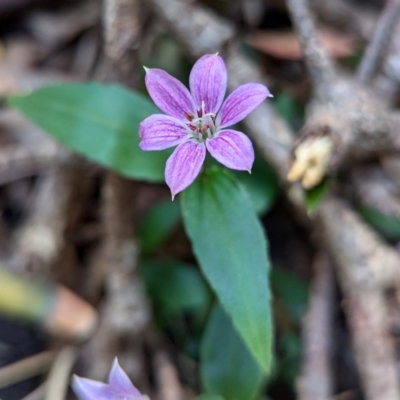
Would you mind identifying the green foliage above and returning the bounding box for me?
[305,179,329,214]
[273,92,304,128]
[275,331,302,386]
[201,304,265,400]
[196,395,225,400]
[234,155,279,215]
[359,206,400,240]
[271,268,309,323]
[139,200,181,253]
[141,259,212,315]
[181,166,273,371]
[141,259,212,358]
[8,83,171,182]
[270,268,308,387]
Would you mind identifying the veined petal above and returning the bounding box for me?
[165,141,206,198]
[206,129,254,171]
[139,114,189,150]
[217,83,271,128]
[108,358,142,397]
[72,376,119,400]
[189,54,227,114]
[145,68,197,121]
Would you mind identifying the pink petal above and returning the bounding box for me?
[139,114,189,150]
[206,130,255,171]
[217,83,271,128]
[145,68,197,121]
[72,376,119,400]
[165,141,206,198]
[189,54,227,115]
[108,358,142,397]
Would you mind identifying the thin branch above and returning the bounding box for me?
[343,288,399,400]
[103,0,141,87]
[297,252,334,400]
[10,156,93,281]
[0,351,56,389]
[357,0,400,84]
[44,347,77,400]
[318,198,400,400]
[311,0,376,41]
[317,197,400,290]
[84,0,151,385]
[351,165,400,219]
[285,0,336,100]
[148,0,234,56]
[153,350,185,400]
[0,145,60,185]
[21,382,47,400]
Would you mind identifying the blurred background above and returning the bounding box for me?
[0,0,398,399]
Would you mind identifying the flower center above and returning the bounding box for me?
[187,101,217,143]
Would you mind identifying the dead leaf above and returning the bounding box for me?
[246,27,357,60]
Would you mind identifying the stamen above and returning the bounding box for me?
[185,112,195,121]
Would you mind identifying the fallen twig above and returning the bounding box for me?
[0,351,56,389]
[153,350,184,400]
[297,252,334,400]
[357,0,400,84]
[84,0,151,385]
[44,347,77,400]
[286,0,336,100]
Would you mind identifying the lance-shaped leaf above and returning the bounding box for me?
[201,303,265,400]
[181,166,272,371]
[8,83,171,182]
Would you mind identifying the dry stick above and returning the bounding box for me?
[44,347,77,400]
[84,0,151,384]
[0,65,70,97]
[318,198,400,400]
[153,350,184,400]
[21,382,47,400]
[310,0,376,40]
[10,155,92,282]
[285,1,400,398]
[351,166,400,219]
[357,0,400,84]
[285,0,400,187]
[316,196,400,290]
[285,0,336,101]
[0,351,56,389]
[0,145,61,185]
[102,0,147,333]
[297,252,334,400]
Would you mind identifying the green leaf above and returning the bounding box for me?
[234,156,279,215]
[196,395,225,400]
[141,259,212,314]
[275,331,302,386]
[139,200,181,253]
[359,206,400,240]
[305,179,329,213]
[273,93,304,127]
[201,304,265,400]
[7,83,171,182]
[181,166,273,371]
[271,268,309,323]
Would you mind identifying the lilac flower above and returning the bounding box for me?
[72,358,147,400]
[139,54,272,198]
